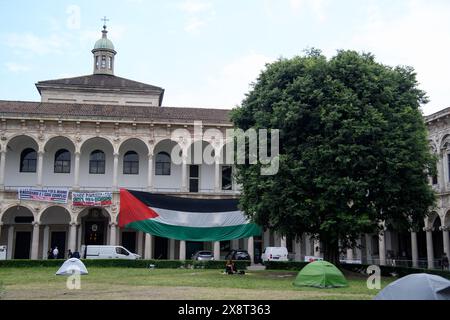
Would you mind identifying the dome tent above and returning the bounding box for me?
[293,260,348,288]
[56,258,88,276]
[374,273,450,300]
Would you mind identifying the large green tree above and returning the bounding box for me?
[231,49,436,264]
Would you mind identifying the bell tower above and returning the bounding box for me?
[92,17,116,75]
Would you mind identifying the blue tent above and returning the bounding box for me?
[374,273,450,300]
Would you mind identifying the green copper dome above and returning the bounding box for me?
[94,37,115,51]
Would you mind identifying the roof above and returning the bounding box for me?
[36,74,164,93]
[425,107,450,124]
[0,100,232,125]
[94,37,115,51]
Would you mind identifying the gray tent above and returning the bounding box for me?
[374,273,450,300]
[56,258,88,276]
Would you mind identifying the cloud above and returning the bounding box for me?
[166,52,275,108]
[265,0,328,22]
[177,0,215,33]
[5,62,30,73]
[3,33,70,55]
[348,0,450,115]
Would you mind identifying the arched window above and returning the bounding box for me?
[155,152,171,176]
[54,149,71,173]
[20,148,37,172]
[89,150,105,174]
[123,151,139,175]
[101,55,106,68]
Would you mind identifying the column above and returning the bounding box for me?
[313,239,321,257]
[213,241,220,260]
[305,235,312,257]
[411,231,419,268]
[144,233,153,259]
[147,153,154,191]
[169,239,175,260]
[379,231,386,266]
[181,155,188,192]
[77,224,82,252]
[356,238,362,262]
[36,150,44,187]
[42,225,50,259]
[365,234,372,264]
[214,156,220,192]
[179,240,186,260]
[137,231,144,257]
[263,230,270,249]
[346,248,354,262]
[0,223,2,245]
[113,152,119,191]
[280,236,287,248]
[0,150,6,189]
[425,227,434,269]
[439,153,446,191]
[294,238,302,261]
[247,236,254,264]
[73,151,80,189]
[7,226,14,259]
[109,222,117,246]
[31,222,40,260]
[68,222,77,251]
[231,239,239,250]
[442,226,450,257]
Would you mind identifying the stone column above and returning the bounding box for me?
[346,248,354,262]
[113,152,119,191]
[441,226,450,257]
[181,155,188,192]
[313,239,321,257]
[31,222,40,260]
[68,222,77,252]
[247,236,254,264]
[214,156,220,192]
[0,150,6,189]
[36,150,44,187]
[294,238,302,261]
[365,234,372,264]
[425,227,434,269]
[378,231,386,266]
[109,222,117,246]
[144,233,153,259]
[280,236,287,248]
[73,151,80,189]
[179,240,186,260]
[137,231,144,257]
[411,231,419,268]
[147,153,154,191]
[169,239,175,260]
[231,239,239,250]
[213,241,221,260]
[77,224,82,251]
[263,230,270,249]
[305,235,312,257]
[7,226,14,259]
[0,223,2,245]
[42,225,50,259]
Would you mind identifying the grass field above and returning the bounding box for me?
[0,267,393,300]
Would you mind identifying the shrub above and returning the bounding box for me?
[263,261,309,270]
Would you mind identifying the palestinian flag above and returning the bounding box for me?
[119,189,261,242]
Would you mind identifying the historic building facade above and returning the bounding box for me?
[0,25,448,268]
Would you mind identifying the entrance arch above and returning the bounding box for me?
[1,205,35,259]
[77,207,111,246]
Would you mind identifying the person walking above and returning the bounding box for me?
[68,249,73,259]
[442,252,449,270]
[52,246,59,259]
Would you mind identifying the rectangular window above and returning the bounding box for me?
[432,174,438,185]
[221,166,232,190]
[54,160,70,173]
[189,165,199,193]
[124,161,139,175]
[21,159,37,173]
[89,160,105,174]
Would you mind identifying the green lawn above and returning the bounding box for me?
[0,267,392,300]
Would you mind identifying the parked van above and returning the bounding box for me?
[82,245,141,260]
[261,247,289,262]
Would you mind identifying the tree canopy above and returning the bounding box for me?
[231,49,436,264]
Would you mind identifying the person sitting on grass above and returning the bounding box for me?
[225,259,237,274]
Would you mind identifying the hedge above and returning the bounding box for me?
[264,261,450,280]
[0,259,250,270]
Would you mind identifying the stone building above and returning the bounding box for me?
[0,25,448,268]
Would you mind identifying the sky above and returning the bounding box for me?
[0,0,449,116]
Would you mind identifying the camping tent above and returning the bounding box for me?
[374,273,450,300]
[293,260,348,288]
[56,258,88,276]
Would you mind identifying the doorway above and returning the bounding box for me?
[122,232,136,253]
[154,236,168,259]
[14,231,31,259]
[186,241,203,260]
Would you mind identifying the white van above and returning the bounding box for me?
[261,247,289,262]
[82,245,141,260]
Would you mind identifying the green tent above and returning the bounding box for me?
[293,260,348,288]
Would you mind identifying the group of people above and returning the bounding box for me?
[46,247,80,259]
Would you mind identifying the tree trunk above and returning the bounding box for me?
[321,237,340,266]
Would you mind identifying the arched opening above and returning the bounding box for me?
[5,135,39,187]
[118,138,148,189]
[432,216,444,262]
[77,207,111,247]
[43,136,75,187]
[153,139,181,192]
[80,137,113,188]
[1,205,34,259]
[40,206,71,259]
[186,140,215,193]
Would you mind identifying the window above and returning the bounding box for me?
[54,149,71,173]
[101,55,106,68]
[95,56,99,69]
[115,247,129,256]
[221,165,233,190]
[155,152,171,175]
[89,150,105,174]
[108,57,112,69]
[189,165,199,193]
[432,174,438,185]
[123,151,139,175]
[20,148,37,172]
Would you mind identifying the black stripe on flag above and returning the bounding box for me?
[127,190,240,213]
